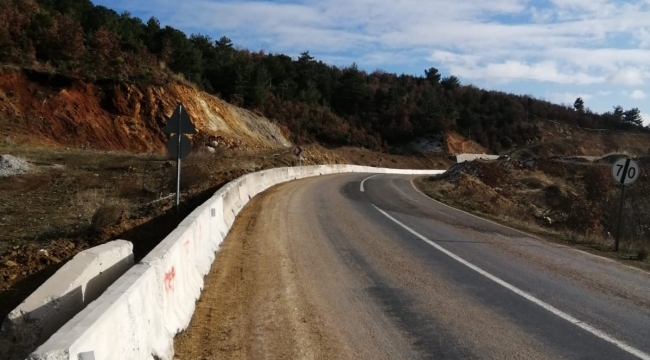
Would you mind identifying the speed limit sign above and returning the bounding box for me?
[612,157,641,186]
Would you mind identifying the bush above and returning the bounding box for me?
[90,201,127,233]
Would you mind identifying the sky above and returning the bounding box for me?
[93,0,650,125]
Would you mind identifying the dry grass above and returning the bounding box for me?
[622,240,650,261]
[520,172,555,189]
[0,142,451,324]
[416,177,556,238]
[414,162,650,267]
[0,146,168,252]
[1,145,162,169]
[73,189,109,219]
[90,201,128,234]
[563,232,614,252]
[71,189,129,235]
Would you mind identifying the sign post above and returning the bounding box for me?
[163,102,197,211]
[611,157,641,251]
[295,146,303,167]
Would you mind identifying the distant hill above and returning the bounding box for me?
[1,0,648,153]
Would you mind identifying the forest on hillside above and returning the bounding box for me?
[1,0,647,152]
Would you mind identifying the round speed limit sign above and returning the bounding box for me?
[611,157,641,186]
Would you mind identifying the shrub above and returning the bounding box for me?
[90,201,127,233]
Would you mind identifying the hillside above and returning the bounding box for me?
[508,119,650,158]
[417,156,650,265]
[0,68,289,152]
[1,0,649,154]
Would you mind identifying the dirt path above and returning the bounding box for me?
[173,183,340,360]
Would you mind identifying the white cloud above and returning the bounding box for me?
[166,0,650,86]
[607,68,648,86]
[631,90,647,99]
[99,0,650,89]
[643,113,650,126]
[429,52,605,84]
[597,90,612,96]
[636,27,650,47]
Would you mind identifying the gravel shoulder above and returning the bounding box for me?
[173,182,342,360]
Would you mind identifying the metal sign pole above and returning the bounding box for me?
[614,184,626,252]
[176,104,182,211]
[295,146,303,167]
[609,157,641,252]
[163,102,196,210]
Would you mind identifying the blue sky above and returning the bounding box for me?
[93,0,650,125]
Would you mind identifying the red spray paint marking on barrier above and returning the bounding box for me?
[164,266,176,292]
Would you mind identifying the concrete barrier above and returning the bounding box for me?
[456,153,500,163]
[271,168,285,185]
[220,182,241,227]
[259,169,276,188]
[246,171,268,198]
[237,176,251,204]
[30,165,445,360]
[146,228,200,337]
[28,264,165,360]
[1,241,133,360]
[178,200,223,278]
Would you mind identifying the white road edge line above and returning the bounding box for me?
[360,174,380,192]
[372,204,650,360]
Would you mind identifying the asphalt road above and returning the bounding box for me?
[175,173,650,360]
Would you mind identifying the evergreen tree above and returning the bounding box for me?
[574,97,585,113]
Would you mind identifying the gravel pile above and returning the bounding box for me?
[0,155,30,178]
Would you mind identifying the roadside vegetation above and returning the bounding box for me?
[416,156,650,267]
[2,0,649,154]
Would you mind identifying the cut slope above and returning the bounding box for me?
[0,69,290,152]
[445,132,489,154]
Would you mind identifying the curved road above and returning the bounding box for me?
[175,173,650,360]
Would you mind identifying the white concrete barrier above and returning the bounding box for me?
[30,165,445,360]
[220,181,241,227]
[142,222,203,337]
[271,168,285,184]
[456,153,500,163]
[259,169,276,188]
[237,176,251,204]
[1,241,133,360]
[28,264,165,360]
[178,200,223,278]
